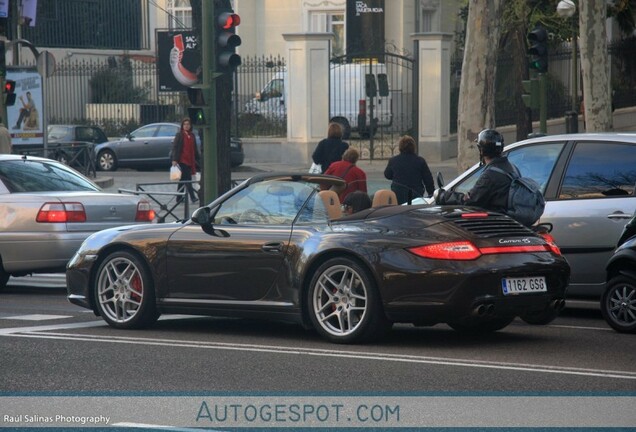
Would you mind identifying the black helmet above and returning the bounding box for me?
[476,129,504,157]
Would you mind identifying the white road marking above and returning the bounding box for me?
[0,314,71,321]
[112,423,225,431]
[4,327,636,381]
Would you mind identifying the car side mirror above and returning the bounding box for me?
[191,207,229,237]
[191,206,211,225]
[436,172,445,188]
[126,133,133,140]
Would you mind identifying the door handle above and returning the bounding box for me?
[607,212,632,220]
[261,242,283,252]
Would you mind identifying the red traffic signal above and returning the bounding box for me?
[215,10,242,71]
[4,79,16,106]
[4,80,15,93]
[218,12,240,29]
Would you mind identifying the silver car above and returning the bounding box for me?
[0,155,154,290]
[431,133,636,299]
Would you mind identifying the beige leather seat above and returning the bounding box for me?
[372,189,398,207]
[318,190,342,220]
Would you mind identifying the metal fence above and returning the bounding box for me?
[30,38,636,141]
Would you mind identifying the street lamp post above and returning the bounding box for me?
[557,0,579,132]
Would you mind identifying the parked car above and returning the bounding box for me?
[47,124,109,174]
[423,133,636,300]
[602,210,636,333]
[0,154,155,291]
[94,122,244,171]
[66,173,569,344]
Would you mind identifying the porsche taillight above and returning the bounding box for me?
[135,200,155,222]
[538,232,562,255]
[408,241,482,260]
[408,241,555,260]
[36,202,86,223]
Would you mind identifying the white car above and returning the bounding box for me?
[427,133,636,299]
[0,155,155,290]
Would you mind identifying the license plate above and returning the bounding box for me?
[502,276,547,295]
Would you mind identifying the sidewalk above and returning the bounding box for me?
[93,157,460,191]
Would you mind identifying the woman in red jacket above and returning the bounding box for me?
[323,147,367,202]
[171,117,201,203]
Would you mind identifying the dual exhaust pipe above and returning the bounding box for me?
[551,298,566,311]
[472,303,495,317]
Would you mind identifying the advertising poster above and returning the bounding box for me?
[157,30,201,92]
[346,0,385,55]
[7,68,44,146]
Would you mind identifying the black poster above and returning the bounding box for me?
[346,0,385,56]
[156,30,201,92]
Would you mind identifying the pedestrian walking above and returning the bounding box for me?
[384,135,434,204]
[0,120,11,154]
[312,122,349,173]
[323,147,367,202]
[171,117,201,204]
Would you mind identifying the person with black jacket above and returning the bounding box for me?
[312,122,349,174]
[438,129,515,214]
[384,135,435,204]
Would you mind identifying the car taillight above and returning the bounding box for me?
[408,241,482,260]
[538,232,562,255]
[408,241,554,260]
[135,200,155,222]
[36,202,86,223]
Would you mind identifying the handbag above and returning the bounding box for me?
[170,165,182,181]
[309,162,322,174]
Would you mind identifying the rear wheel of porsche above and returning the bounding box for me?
[94,251,158,329]
[307,257,389,344]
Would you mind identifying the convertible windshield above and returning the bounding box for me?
[0,159,99,192]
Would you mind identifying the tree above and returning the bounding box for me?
[579,0,613,131]
[457,0,504,171]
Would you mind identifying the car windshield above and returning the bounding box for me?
[0,159,100,192]
[212,179,327,225]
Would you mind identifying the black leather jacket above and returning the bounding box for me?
[464,156,516,213]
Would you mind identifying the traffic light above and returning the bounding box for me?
[187,86,209,126]
[522,78,539,109]
[4,79,16,106]
[528,26,548,73]
[215,1,241,73]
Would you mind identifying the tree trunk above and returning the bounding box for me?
[578,0,613,131]
[457,0,504,172]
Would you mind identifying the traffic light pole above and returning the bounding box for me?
[539,73,547,134]
[202,0,218,203]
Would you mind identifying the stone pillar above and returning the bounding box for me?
[412,33,456,162]
[282,33,333,166]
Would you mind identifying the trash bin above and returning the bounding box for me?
[565,111,578,133]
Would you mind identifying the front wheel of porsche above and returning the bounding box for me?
[94,251,159,329]
[307,257,389,344]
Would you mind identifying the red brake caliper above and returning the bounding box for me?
[131,274,142,302]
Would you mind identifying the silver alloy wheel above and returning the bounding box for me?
[312,264,368,337]
[607,284,636,327]
[96,256,144,324]
[98,151,115,171]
